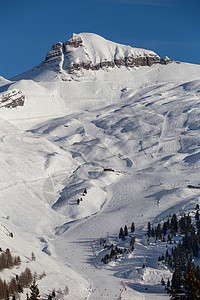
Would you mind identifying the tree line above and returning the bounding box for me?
[0,267,33,299]
[147,205,200,298]
[0,248,21,271]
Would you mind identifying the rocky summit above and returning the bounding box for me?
[44,32,164,73]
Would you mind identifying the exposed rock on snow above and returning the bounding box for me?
[45,32,161,73]
[44,42,63,65]
[161,56,173,65]
[0,89,25,108]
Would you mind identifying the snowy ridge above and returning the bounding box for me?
[61,33,161,71]
[0,76,12,87]
[46,32,161,73]
[12,33,162,81]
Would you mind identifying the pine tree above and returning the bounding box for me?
[167,278,170,288]
[28,279,40,300]
[31,252,36,261]
[5,248,14,268]
[182,263,200,299]
[162,221,168,236]
[155,223,162,240]
[171,267,182,292]
[147,222,151,237]
[170,214,178,235]
[195,209,200,221]
[52,290,56,298]
[124,225,128,236]
[119,227,125,240]
[161,277,165,285]
[9,277,18,295]
[131,222,135,233]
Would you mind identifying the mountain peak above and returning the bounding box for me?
[44,32,162,73]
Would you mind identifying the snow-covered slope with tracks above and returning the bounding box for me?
[0,34,200,299]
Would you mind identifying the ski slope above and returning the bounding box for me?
[1,41,200,299]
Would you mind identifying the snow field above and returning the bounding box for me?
[0,61,200,298]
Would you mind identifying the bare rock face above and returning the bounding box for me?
[0,90,25,108]
[65,35,82,48]
[44,33,169,74]
[161,56,173,65]
[45,42,63,63]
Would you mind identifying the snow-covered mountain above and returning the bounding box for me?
[1,33,200,299]
[12,32,170,82]
[45,32,161,70]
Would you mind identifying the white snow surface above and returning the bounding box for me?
[1,46,200,299]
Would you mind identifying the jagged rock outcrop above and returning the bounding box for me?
[45,42,63,64]
[44,33,167,74]
[0,90,25,108]
[161,56,173,65]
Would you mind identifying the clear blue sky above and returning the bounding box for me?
[1,0,200,79]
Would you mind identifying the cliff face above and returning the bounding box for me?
[44,33,164,73]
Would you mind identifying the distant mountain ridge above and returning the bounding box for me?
[44,32,171,73]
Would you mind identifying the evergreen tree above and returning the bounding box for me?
[167,278,170,288]
[147,222,151,237]
[161,277,165,285]
[131,222,135,233]
[31,252,36,261]
[119,227,125,240]
[52,290,56,298]
[196,209,200,221]
[171,267,182,292]
[182,263,200,299]
[162,222,168,236]
[28,279,40,300]
[151,227,155,237]
[124,225,128,236]
[9,277,18,296]
[155,223,162,240]
[170,214,178,236]
[195,265,200,281]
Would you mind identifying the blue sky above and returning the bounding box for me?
[1,0,200,79]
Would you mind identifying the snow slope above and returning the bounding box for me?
[1,34,200,299]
